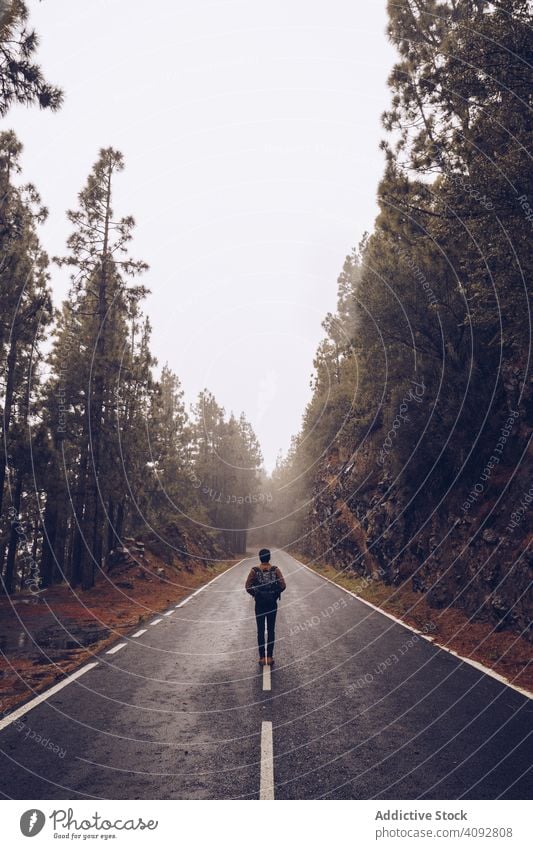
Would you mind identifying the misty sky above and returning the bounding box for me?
[11,1,396,471]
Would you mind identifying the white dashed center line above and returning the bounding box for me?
[151,619,163,625]
[131,629,147,638]
[164,610,174,616]
[106,643,127,655]
[260,721,275,800]
[262,663,271,691]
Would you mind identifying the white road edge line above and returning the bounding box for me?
[295,557,533,701]
[151,618,163,625]
[263,663,271,691]
[131,629,147,638]
[0,557,253,734]
[106,643,127,655]
[259,721,275,800]
[172,556,250,612]
[0,662,99,732]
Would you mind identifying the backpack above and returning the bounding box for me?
[253,565,280,604]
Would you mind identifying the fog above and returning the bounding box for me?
[11,0,395,470]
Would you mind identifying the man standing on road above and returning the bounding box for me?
[245,548,286,667]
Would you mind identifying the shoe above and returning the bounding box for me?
[258,657,266,666]
[266,657,274,666]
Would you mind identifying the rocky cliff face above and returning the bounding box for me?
[300,391,532,642]
[144,520,226,570]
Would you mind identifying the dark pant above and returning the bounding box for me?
[255,604,277,658]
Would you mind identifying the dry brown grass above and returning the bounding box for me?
[0,552,237,714]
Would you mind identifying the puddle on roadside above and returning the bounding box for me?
[0,631,31,653]
[35,622,111,650]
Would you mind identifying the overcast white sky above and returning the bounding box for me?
[10,0,396,471]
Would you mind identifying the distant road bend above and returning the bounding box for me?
[0,551,531,799]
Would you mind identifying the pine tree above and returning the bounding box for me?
[53,148,148,588]
[382,0,532,346]
[147,364,194,524]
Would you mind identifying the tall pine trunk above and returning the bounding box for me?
[0,335,17,520]
[41,491,58,588]
[83,161,112,589]
[70,446,88,587]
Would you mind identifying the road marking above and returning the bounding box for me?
[263,663,271,691]
[259,721,275,800]
[295,557,533,701]
[164,610,174,616]
[151,618,163,625]
[0,558,253,736]
[106,643,126,655]
[131,629,147,638]
[0,663,99,732]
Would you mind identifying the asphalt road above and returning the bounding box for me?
[0,551,531,800]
